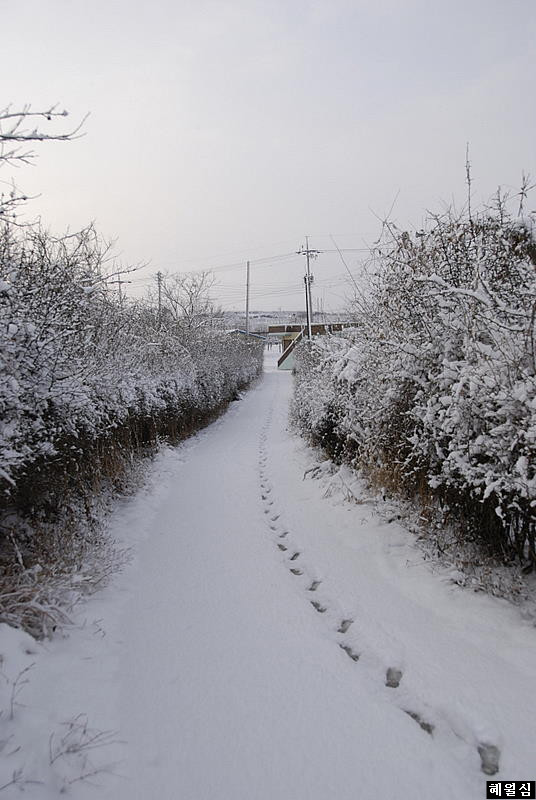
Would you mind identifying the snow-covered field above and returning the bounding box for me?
[1,351,535,798]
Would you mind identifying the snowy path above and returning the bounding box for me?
[10,353,535,798]
[100,354,464,800]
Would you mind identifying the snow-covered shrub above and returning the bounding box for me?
[290,334,354,461]
[0,222,263,634]
[0,224,262,497]
[292,194,536,571]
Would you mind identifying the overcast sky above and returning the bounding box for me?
[3,0,535,311]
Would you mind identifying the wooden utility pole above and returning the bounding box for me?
[297,237,319,340]
[305,235,313,337]
[245,260,250,335]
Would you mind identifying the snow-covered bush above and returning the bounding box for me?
[0,222,263,634]
[292,194,536,571]
[0,224,262,496]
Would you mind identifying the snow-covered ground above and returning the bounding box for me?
[1,351,535,798]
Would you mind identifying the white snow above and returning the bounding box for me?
[1,351,536,798]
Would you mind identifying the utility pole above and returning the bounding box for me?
[245,260,250,335]
[297,236,320,340]
[157,271,163,326]
[303,275,310,338]
[108,278,131,309]
[305,235,313,334]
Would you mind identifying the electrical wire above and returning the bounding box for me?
[123,237,368,310]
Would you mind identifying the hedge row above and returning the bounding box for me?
[291,196,536,571]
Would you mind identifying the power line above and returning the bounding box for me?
[147,247,368,277]
[124,236,367,313]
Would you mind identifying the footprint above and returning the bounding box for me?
[279,532,289,539]
[339,643,360,662]
[337,619,354,634]
[403,710,434,736]
[271,514,280,522]
[478,743,500,776]
[277,544,287,551]
[290,568,303,575]
[290,552,300,561]
[310,601,327,613]
[385,667,403,688]
[269,524,278,531]
[308,580,321,591]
